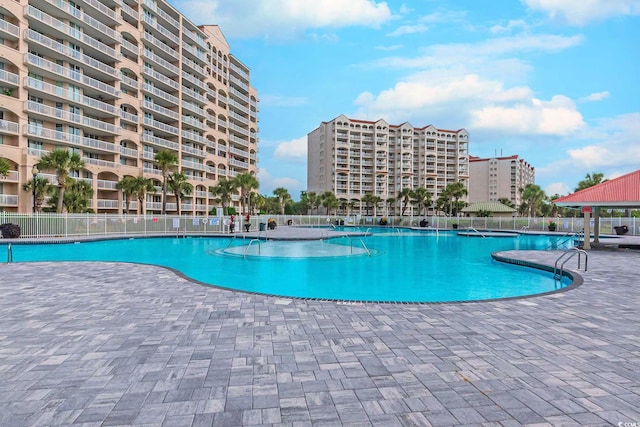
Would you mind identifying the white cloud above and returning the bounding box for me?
[490,19,528,34]
[274,136,308,162]
[522,0,640,25]
[174,0,392,38]
[471,95,585,136]
[386,24,429,37]
[545,182,571,196]
[375,44,403,51]
[258,168,304,197]
[259,95,309,107]
[579,91,610,102]
[353,72,584,136]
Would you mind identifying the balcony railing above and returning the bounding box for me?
[182,72,207,91]
[26,53,119,97]
[0,19,19,38]
[181,130,207,145]
[0,120,19,135]
[143,117,179,135]
[120,110,139,123]
[0,69,19,86]
[142,83,179,104]
[142,0,179,29]
[142,14,179,45]
[143,66,179,90]
[141,133,178,150]
[25,77,118,116]
[0,195,19,206]
[25,29,118,78]
[26,101,121,134]
[25,125,118,153]
[143,100,179,120]
[142,48,179,75]
[44,0,119,41]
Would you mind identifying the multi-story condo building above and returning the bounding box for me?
[468,155,535,208]
[308,115,469,216]
[0,0,258,213]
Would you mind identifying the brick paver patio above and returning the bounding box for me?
[1,246,639,426]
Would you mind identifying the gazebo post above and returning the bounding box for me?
[583,211,591,250]
[594,207,600,244]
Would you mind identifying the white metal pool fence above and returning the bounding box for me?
[0,213,637,239]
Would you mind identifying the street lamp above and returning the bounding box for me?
[31,164,38,213]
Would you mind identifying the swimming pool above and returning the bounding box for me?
[3,229,572,302]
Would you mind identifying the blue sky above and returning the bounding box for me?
[170,0,640,200]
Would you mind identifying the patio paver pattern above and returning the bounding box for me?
[1,248,640,426]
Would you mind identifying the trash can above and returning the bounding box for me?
[287,219,292,226]
[259,222,266,231]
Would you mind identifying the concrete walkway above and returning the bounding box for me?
[1,246,640,426]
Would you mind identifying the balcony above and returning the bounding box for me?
[120,37,138,57]
[142,31,178,60]
[25,125,118,153]
[0,19,19,40]
[26,53,119,98]
[181,101,206,117]
[182,72,207,91]
[120,110,139,123]
[142,14,179,45]
[97,179,118,190]
[143,100,179,120]
[229,158,248,168]
[142,48,179,76]
[182,56,206,76]
[26,101,121,135]
[120,74,138,90]
[25,77,119,117]
[229,75,249,92]
[0,69,19,88]
[25,29,117,79]
[0,119,19,135]
[142,83,179,105]
[181,130,208,145]
[182,87,207,104]
[143,117,179,136]
[181,145,207,158]
[141,133,178,150]
[142,66,179,91]
[142,0,179,29]
[119,146,138,157]
[83,0,119,23]
[181,160,206,171]
[0,194,19,206]
[182,116,207,132]
[120,1,137,21]
[25,6,120,60]
[42,0,119,43]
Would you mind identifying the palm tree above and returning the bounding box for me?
[22,176,52,213]
[273,187,291,215]
[168,172,194,216]
[37,149,85,213]
[497,197,515,208]
[320,191,337,215]
[361,193,377,216]
[385,197,395,217]
[116,176,138,214]
[154,150,178,214]
[131,176,155,215]
[210,178,237,215]
[307,191,319,215]
[0,157,10,177]
[446,181,468,216]
[62,179,94,213]
[575,172,606,191]
[398,187,413,216]
[232,173,259,214]
[251,192,267,214]
[411,186,432,216]
[520,184,546,217]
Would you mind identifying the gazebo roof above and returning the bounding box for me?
[462,202,516,213]
[554,169,640,207]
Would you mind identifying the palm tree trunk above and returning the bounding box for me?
[176,196,181,216]
[57,186,65,213]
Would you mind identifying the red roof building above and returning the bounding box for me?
[554,170,640,207]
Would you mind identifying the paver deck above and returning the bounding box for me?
[1,238,639,426]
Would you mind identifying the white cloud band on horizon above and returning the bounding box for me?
[523,0,640,25]
[174,0,392,38]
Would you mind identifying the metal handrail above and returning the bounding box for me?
[243,239,261,258]
[467,227,486,238]
[6,243,12,263]
[554,247,588,280]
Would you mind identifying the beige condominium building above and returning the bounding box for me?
[468,155,535,208]
[0,0,258,213]
[308,115,469,216]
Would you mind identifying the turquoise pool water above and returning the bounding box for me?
[3,230,570,302]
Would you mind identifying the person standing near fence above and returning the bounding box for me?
[229,215,235,233]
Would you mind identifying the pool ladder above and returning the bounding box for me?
[243,239,261,258]
[6,243,12,263]
[335,234,371,256]
[554,247,588,281]
[467,227,486,237]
